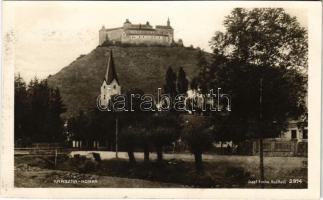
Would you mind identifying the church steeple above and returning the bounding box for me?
[167,18,170,26]
[100,50,121,108]
[104,50,119,84]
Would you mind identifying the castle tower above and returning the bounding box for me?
[100,50,121,107]
[99,25,107,45]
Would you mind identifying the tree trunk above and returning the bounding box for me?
[220,142,223,154]
[144,145,150,162]
[128,151,136,164]
[194,152,203,173]
[156,146,163,162]
[259,138,265,188]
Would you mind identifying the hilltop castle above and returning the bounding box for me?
[99,19,181,46]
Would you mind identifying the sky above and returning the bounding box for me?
[3,1,308,82]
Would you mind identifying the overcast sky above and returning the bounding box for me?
[4,1,308,82]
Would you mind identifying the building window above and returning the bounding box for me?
[113,85,116,89]
[303,129,308,139]
[291,130,297,139]
[103,95,106,99]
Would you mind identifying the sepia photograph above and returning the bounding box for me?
[0,1,321,198]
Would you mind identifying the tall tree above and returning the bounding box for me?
[72,110,91,146]
[120,126,141,164]
[118,88,153,162]
[14,77,67,144]
[176,67,189,94]
[150,112,180,162]
[210,8,308,71]
[182,116,213,173]
[164,67,177,98]
[48,88,67,142]
[88,107,116,149]
[14,74,30,146]
[196,50,212,93]
[205,8,307,185]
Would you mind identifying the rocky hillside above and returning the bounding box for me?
[48,46,213,117]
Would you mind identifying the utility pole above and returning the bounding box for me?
[54,149,57,168]
[259,77,265,188]
[115,115,119,159]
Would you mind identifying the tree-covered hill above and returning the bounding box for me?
[47,46,213,117]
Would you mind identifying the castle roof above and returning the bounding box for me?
[104,50,119,85]
[156,25,172,29]
[105,27,123,31]
[126,24,154,30]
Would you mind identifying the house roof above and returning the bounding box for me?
[104,50,119,85]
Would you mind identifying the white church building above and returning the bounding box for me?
[72,50,121,149]
[99,50,121,108]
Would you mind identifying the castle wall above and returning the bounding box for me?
[99,21,174,46]
[99,28,123,45]
[106,28,124,42]
[99,29,107,45]
[122,33,172,46]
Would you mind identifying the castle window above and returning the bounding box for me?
[303,129,308,139]
[113,85,116,89]
[291,130,297,139]
[103,95,106,99]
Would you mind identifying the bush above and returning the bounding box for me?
[182,118,213,172]
[70,155,98,173]
[78,159,98,173]
[190,172,217,188]
[225,167,250,186]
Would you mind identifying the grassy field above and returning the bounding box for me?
[15,167,183,188]
[14,152,307,188]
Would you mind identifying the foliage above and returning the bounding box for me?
[15,74,29,146]
[207,59,307,142]
[47,46,212,117]
[14,75,66,146]
[119,126,144,164]
[182,116,213,154]
[67,108,116,148]
[225,167,250,186]
[182,116,213,172]
[164,67,177,98]
[194,8,308,142]
[210,8,308,71]
[113,88,153,162]
[196,50,212,93]
[176,67,189,94]
[149,112,181,161]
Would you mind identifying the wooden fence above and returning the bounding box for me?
[251,139,308,157]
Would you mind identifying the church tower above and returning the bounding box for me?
[100,50,121,107]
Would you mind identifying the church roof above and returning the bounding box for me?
[104,50,119,85]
